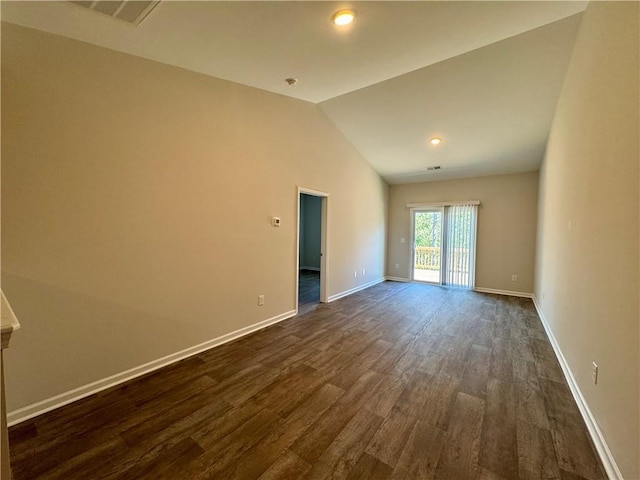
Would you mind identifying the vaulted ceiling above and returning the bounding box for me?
[1,1,586,184]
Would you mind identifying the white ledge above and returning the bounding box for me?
[1,291,20,349]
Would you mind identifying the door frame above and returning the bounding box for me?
[296,186,329,313]
[410,207,444,284]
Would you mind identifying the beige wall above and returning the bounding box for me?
[535,2,639,478]
[0,23,388,412]
[387,172,538,293]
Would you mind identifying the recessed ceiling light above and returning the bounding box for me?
[429,137,442,145]
[332,9,356,26]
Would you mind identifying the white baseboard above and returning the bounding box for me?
[385,276,410,282]
[384,281,533,298]
[474,287,533,298]
[299,266,320,272]
[327,277,385,303]
[532,297,622,479]
[7,309,297,427]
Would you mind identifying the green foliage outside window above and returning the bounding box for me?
[414,212,441,247]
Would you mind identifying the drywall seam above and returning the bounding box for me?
[327,278,385,303]
[532,296,623,480]
[7,309,296,426]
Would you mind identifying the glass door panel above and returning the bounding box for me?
[412,209,443,283]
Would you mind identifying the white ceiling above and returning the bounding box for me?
[1,1,586,184]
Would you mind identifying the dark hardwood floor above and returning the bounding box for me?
[9,281,606,480]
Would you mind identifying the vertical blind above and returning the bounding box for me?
[443,204,478,289]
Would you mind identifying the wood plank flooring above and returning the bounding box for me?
[9,282,607,480]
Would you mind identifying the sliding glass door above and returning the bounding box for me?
[411,204,478,289]
[412,209,443,284]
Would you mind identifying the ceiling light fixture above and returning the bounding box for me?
[332,9,356,26]
[285,78,298,86]
[429,137,442,145]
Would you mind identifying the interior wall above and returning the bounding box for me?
[387,171,538,293]
[0,23,388,412]
[299,194,322,270]
[534,2,639,477]
[298,196,306,268]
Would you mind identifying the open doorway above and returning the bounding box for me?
[296,188,328,315]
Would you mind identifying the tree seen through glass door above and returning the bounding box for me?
[413,211,442,283]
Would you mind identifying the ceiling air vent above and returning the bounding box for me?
[69,1,160,26]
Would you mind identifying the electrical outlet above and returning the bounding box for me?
[258,295,265,306]
[395,264,400,269]
[511,274,518,281]
[354,271,357,278]
[592,362,598,384]
[362,269,366,276]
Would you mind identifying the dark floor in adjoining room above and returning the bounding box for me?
[9,281,606,480]
[298,269,320,315]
